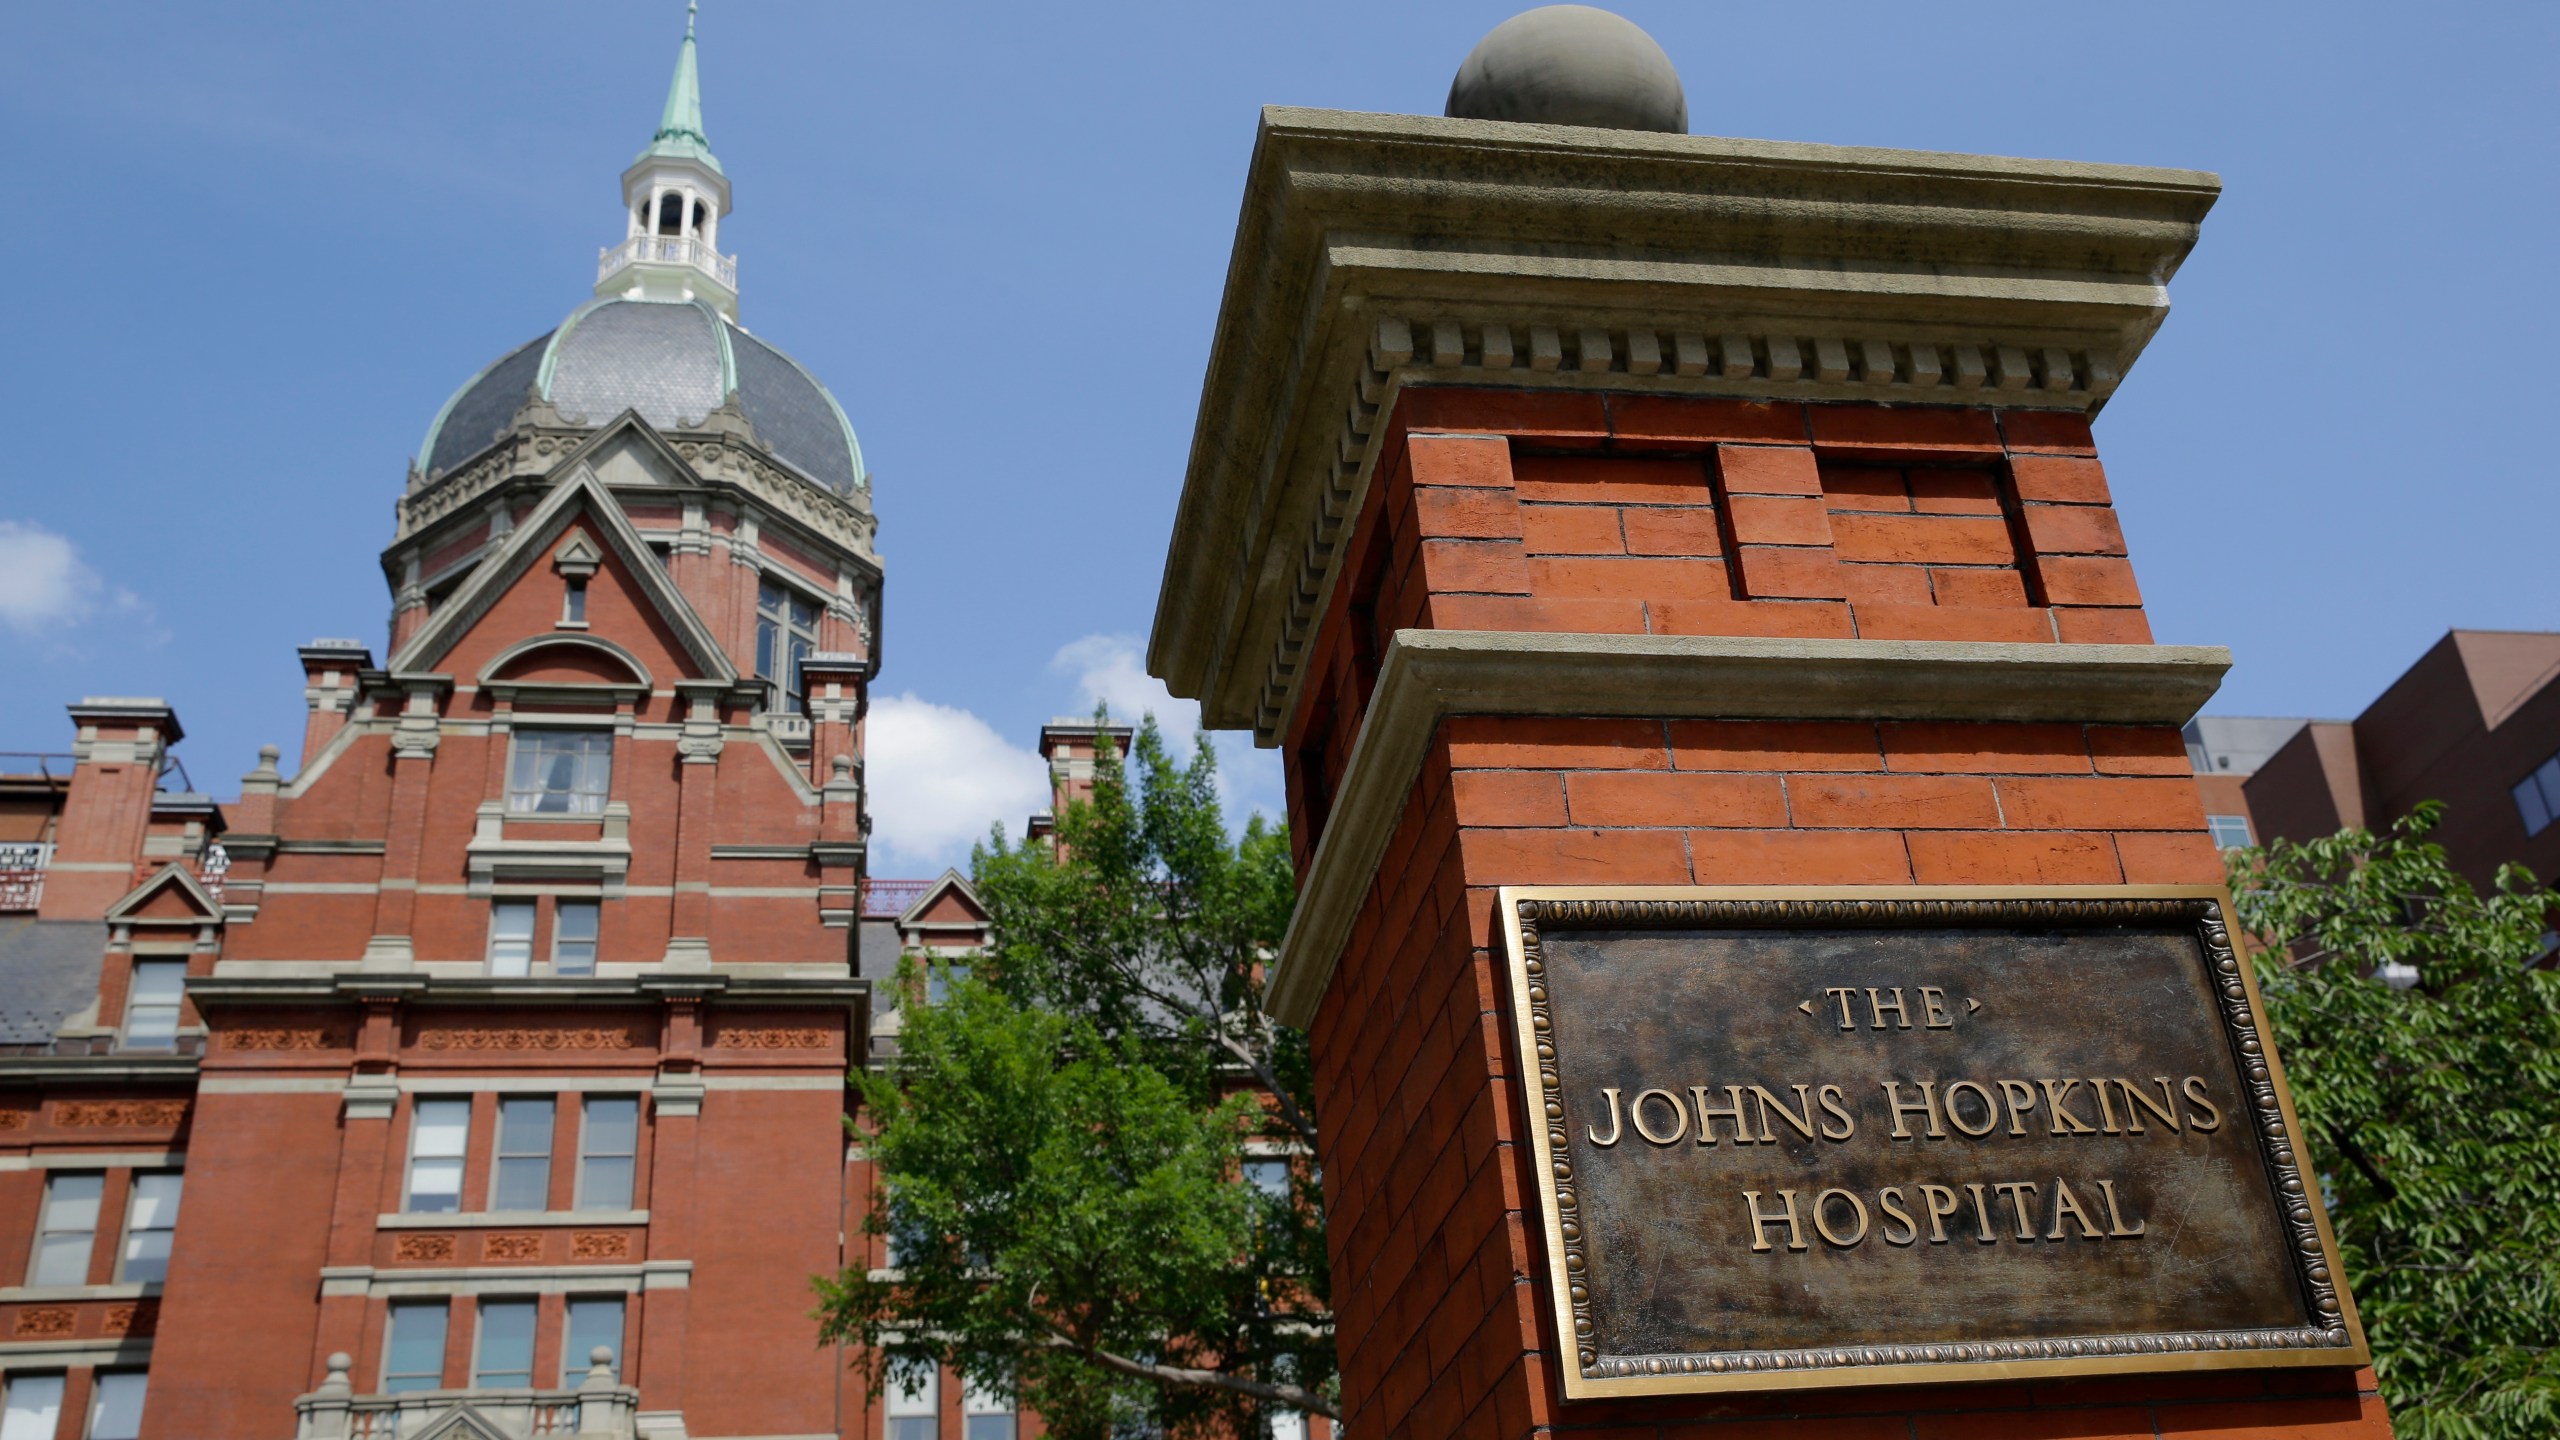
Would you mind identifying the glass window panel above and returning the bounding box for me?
[791,595,821,631]
[965,1419,1015,1440]
[120,1173,183,1284]
[124,960,185,1049]
[1268,1410,1307,1440]
[383,1300,450,1393]
[553,901,600,975]
[0,1375,62,1440]
[507,731,613,816]
[489,900,536,976]
[406,1099,470,1213]
[2205,814,2254,849]
[474,1299,538,1389]
[32,1172,102,1285]
[563,581,587,625]
[963,1371,1013,1439]
[86,1372,147,1440]
[580,1098,639,1210]
[2520,776,2554,837]
[562,1297,624,1385]
[493,1098,555,1212]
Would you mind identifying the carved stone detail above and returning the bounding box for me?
[0,1110,29,1130]
[101,1302,157,1337]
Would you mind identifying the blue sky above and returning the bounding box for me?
[3,3,2553,874]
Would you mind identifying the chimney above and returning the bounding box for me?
[39,698,184,918]
[297,640,374,770]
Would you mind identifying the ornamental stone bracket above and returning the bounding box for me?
[464,801,635,896]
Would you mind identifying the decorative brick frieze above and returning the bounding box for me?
[418,1027,635,1051]
[224,1027,349,1052]
[391,1233,458,1263]
[54,1100,189,1128]
[101,1301,157,1337]
[13,1308,77,1338]
[711,1027,833,1050]
[570,1232,633,1260]
[483,1233,545,1262]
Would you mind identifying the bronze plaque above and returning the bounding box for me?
[1501,886,2366,1398]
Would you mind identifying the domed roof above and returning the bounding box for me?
[419,296,867,496]
[1446,5,1687,135]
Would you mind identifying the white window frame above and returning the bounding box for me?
[472,1296,539,1390]
[2204,813,2254,849]
[30,1171,102,1287]
[885,1363,939,1440]
[117,1172,183,1285]
[0,1373,63,1440]
[491,1097,556,1214]
[85,1371,148,1440]
[403,1098,471,1215]
[121,959,186,1050]
[576,1096,640,1212]
[487,900,537,977]
[382,1298,450,1393]
[551,899,600,975]
[962,1372,1014,1440]
[755,577,824,715]
[561,1295,626,1385]
[505,729,614,817]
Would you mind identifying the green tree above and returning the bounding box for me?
[2229,803,2560,1438]
[817,716,1333,1439]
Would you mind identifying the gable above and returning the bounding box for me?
[388,417,736,685]
[104,864,220,925]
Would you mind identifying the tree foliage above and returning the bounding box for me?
[816,716,1331,1439]
[2229,804,2560,1438]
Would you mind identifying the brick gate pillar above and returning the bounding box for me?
[1147,111,2388,1439]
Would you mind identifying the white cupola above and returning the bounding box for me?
[595,3,739,318]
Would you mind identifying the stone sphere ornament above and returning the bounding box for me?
[1445,5,1689,134]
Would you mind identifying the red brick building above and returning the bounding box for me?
[0,20,1029,1440]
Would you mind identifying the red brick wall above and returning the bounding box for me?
[1286,386,2387,1440]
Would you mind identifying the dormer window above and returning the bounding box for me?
[552,535,600,631]
[508,730,613,816]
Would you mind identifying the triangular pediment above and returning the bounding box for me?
[404,1404,511,1440]
[900,868,990,930]
[388,415,737,685]
[105,864,220,926]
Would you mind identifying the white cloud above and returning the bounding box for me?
[864,691,1051,874]
[0,521,106,635]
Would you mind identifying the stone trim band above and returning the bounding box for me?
[1263,630,2231,1024]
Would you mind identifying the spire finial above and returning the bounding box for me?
[654,2,710,152]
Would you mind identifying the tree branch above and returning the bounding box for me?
[1037,1323,1341,1420]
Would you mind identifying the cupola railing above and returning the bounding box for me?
[597,234,737,292]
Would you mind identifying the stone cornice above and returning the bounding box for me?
[185,974,865,1008]
[1263,629,2230,1025]
[1148,106,2218,738]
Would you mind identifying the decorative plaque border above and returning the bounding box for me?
[1498,884,2369,1399]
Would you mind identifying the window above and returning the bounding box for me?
[579,1097,639,1210]
[2205,814,2254,849]
[553,900,600,975]
[562,1297,625,1385]
[488,900,536,977]
[474,1298,538,1389]
[507,730,613,815]
[86,1372,147,1440]
[123,960,185,1049]
[755,581,821,714]
[31,1172,102,1285]
[492,1098,556,1212]
[119,1173,182,1284]
[924,963,971,1006]
[383,1300,449,1393]
[2515,753,2560,838]
[963,1373,1015,1440]
[885,1364,938,1440]
[405,1099,470,1214]
[562,579,588,626]
[0,1375,61,1440]
[1243,1158,1291,1241]
[1268,1410,1307,1440]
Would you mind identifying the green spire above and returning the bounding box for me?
[643,2,723,174]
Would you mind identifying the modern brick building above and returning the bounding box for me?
[2237,630,2560,891]
[0,19,1029,1440]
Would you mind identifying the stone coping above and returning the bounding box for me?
[1148,105,2220,739]
[1264,629,2230,1024]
